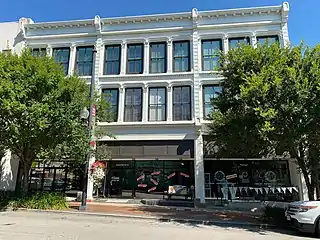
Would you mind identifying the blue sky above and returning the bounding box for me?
[0,0,317,46]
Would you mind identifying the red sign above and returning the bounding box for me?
[148,187,156,192]
[167,172,176,179]
[151,179,158,186]
[137,175,144,181]
[138,184,147,188]
[90,141,95,149]
[180,172,190,178]
[151,171,161,176]
[92,104,96,117]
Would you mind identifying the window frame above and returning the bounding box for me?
[31,48,46,57]
[127,43,144,74]
[75,46,94,76]
[52,47,70,75]
[201,39,223,71]
[124,87,143,122]
[148,87,167,122]
[228,37,250,49]
[172,41,191,72]
[149,42,167,74]
[202,85,222,120]
[104,44,121,75]
[256,35,280,46]
[102,88,119,122]
[172,86,192,121]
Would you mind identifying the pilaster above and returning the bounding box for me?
[167,84,172,122]
[223,35,229,55]
[46,44,52,57]
[142,84,148,122]
[251,33,257,48]
[281,2,290,47]
[194,133,205,204]
[143,40,149,74]
[192,8,200,125]
[118,86,125,122]
[167,38,173,73]
[120,41,127,75]
[68,44,76,76]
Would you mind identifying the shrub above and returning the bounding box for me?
[0,191,68,210]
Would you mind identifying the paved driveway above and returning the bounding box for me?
[0,211,315,240]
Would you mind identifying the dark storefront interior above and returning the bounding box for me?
[204,160,299,202]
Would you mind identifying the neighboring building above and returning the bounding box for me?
[0,19,31,191]
[3,2,307,203]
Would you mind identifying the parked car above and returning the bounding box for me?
[285,200,320,236]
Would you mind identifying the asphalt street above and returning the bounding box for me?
[0,211,315,240]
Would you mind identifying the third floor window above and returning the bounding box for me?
[229,37,250,49]
[105,45,121,75]
[257,36,279,46]
[32,48,46,57]
[149,42,166,73]
[202,39,222,71]
[76,46,93,76]
[127,44,143,74]
[53,48,70,75]
[173,41,190,72]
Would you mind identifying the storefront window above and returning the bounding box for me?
[204,160,298,202]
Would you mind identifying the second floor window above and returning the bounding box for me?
[105,45,121,75]
[127,44,143,74]
[32,48,46,57]
[203,85,222,120]
[124,88,142,122]
[257,36,279,46]
[202,39,222,71]
[149,87,166,121]
[173,86,191,121]
[173,41,190,72]
[103,89,119,122]
[53,48,70,75]
[150,43,166,73]
[229,37,250,49]
[76,46,93,76]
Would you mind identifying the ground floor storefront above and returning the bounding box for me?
[0,135,306,203]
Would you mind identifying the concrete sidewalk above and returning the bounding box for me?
[64,202,269,228]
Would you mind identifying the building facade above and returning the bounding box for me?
[3,2,308,202]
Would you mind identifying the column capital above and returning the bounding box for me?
[70,43,76,50]
[143,84,148,92]
[144,39,149,47]
[121,41,126,47]
[167,38,172,46]
[223,34,228,41]
[167,84,172,92]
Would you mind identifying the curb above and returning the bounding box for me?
[6,208,276,229]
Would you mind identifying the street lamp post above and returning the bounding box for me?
[79,46,97,210]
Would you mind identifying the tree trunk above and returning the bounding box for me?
[306,182,315,201]
[15,159,32,195]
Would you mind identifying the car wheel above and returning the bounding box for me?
[315,218,320,237]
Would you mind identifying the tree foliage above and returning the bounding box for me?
[209,43,320,200]
[0,50,111,192]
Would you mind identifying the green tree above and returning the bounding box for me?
[209,43,320,200]
[0,50,111,193]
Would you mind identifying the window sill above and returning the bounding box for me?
[97,120,195,126]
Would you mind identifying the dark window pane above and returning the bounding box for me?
[173,41,190,72]
[148,87,166,121]
[32,48,46,57]
[257,36,279,46]
[150,43,166,73]
[127,44,143,74]
[202,40,222,71]
[53,48,70,75]
[125,88,142,122]
[203,85,222,120]
[105,45,121,75]
[76,46,93,76]
[102,89,119,122]
[229,37,250,49]
[173,86,191,121]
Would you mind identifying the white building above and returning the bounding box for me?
[2,2,308,203]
